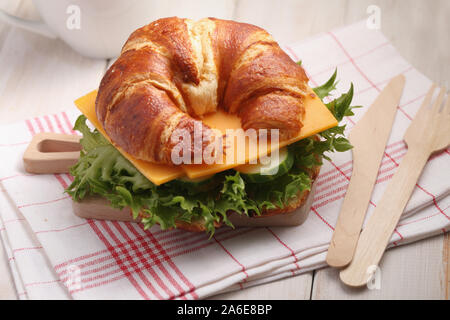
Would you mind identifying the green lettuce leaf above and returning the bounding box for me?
[66,69,360,235]
[313,69,338,100]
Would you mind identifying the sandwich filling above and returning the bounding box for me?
[67,70,359,235]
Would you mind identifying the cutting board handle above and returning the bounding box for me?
[23,133,81,174]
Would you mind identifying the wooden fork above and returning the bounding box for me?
[340,84,450,287]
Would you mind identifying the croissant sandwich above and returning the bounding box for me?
[67,17,358,234]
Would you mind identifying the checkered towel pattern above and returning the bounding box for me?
[0,20,449,299]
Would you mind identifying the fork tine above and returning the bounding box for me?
[431,87,446,114]
[418,83,437,114]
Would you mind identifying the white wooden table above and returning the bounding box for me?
[0,0,448,300]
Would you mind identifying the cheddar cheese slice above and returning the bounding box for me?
[183,90,338,178]
[74,87,337,183]
[74,91,184,185]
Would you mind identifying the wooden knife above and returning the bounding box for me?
[326,74,406,268]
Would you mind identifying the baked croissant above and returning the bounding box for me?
[96,17,309,165]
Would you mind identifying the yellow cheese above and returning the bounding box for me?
[74,87,337,183]
[183,90,338,178]
[74,91,184,185]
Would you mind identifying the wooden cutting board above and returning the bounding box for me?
[23,132,317,228]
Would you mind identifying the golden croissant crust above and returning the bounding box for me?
[96,17,309,165]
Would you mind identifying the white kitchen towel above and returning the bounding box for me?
[0,20,449,299]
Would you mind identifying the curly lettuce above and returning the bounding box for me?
[66,70,360,235]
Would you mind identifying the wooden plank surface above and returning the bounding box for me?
[313,235,447,299]
[0,0,448,300]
